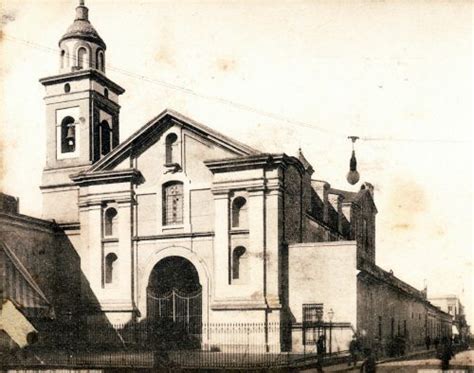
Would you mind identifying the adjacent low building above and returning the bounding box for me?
[429,294,470,343]
[0,193,83,351]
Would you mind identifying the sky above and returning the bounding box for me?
[0,0,472,324]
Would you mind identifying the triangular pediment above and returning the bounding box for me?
[86,108,260,173]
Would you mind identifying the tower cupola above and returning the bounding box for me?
[59,0,106,74]
[40,0,125,223]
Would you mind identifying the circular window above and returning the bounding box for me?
[104,88,109,98]
[64,83,71,93]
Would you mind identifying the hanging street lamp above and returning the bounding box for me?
[346,136,360,185]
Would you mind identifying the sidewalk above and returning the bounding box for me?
[302,348,438,372]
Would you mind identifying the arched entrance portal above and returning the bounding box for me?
[147,256,202,347]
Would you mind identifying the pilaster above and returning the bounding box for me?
[85,202,103,292]
[117,198,133,302]
[247,187,266,303]
[212,190,230,300]
[265,186,283,309]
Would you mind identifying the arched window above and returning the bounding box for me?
[96,49,105,72]
[104,207,118,237]
[60,49,66,68]
[232,246,246,280]
[163,182,183,225]
[231,197,247,228]
[100,120,111,156]
[105,253,118,284]
[77,47,87,69]
[60,116,76,153]
[165,133,178,164]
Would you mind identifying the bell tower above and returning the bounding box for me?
[40,0,125,224]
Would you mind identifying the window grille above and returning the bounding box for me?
[302,303,324,345]
[163,182,183,225]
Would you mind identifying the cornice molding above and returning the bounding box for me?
[91,91,121,112]
[39,69,125,95]
[78,191,135,208]
[210,178,267,195]
[71,168,143,186]
[211,299,280,311]
[133,231,214,241]
[205,153,306,175]
[58,222,80,231]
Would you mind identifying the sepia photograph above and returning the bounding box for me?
[0,0,472,371]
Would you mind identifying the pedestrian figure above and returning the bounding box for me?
[425,335,431,350]
[438,336,454,370]
[317,334,326,357]
[349,335,359,367]
[433,336,440,350]
[398,335,406,356]
[360,348,377,373]
[315,358,324,373]
[372,337,382,360]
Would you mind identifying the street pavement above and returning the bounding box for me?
[375,349,474,372]
[303,349,473,372]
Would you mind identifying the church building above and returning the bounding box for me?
[2,0,452,355]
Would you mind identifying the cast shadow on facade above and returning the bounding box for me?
[0,204,123,360]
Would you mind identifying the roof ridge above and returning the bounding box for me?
[86,108,261,173]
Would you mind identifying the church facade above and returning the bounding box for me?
[22,0,453,353]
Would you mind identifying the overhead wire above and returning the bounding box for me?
[2,33,343,137]
[2,33,470,144]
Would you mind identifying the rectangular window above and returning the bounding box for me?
[403,320,407,336]
[391,318,395,338]
[302,304,323,345]
[378,316,382,339]
[163,182,184,225]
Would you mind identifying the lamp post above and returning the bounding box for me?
[328,308,334,355]
[316,307,324,340]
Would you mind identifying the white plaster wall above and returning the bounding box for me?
[288,241,358,351]
[288,241,358,323]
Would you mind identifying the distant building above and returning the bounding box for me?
[429,295,470,342]
[1,0,452,355]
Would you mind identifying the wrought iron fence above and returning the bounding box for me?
[0,321,345,369]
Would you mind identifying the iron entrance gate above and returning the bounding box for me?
[147,288,202,335]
